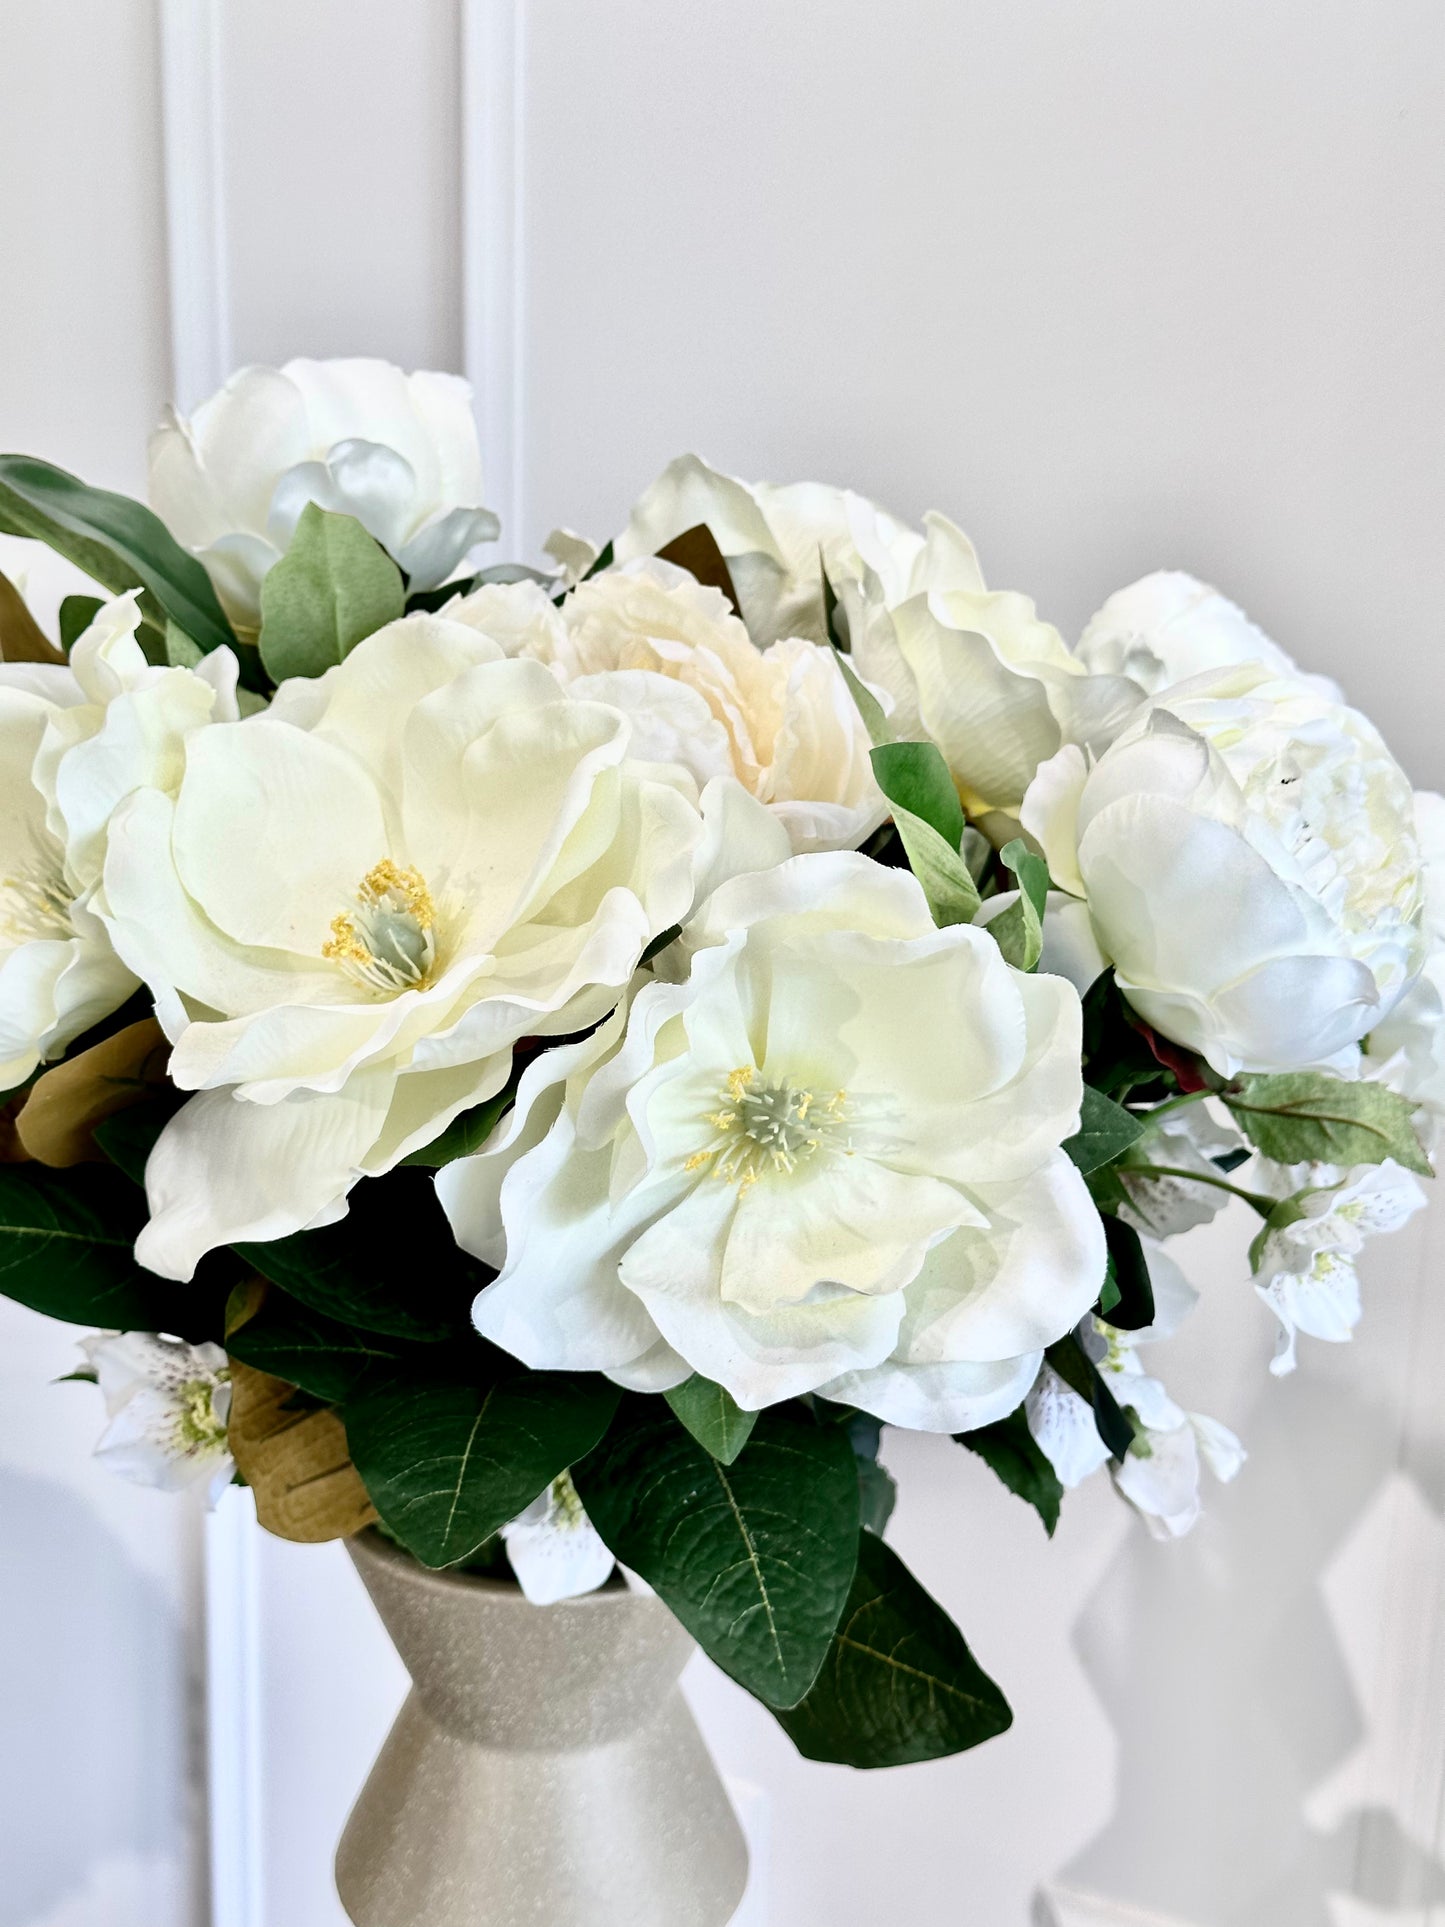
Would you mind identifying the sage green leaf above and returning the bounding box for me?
[663,1373,758,1464]
[225,1292,437,1404]
[258,502,405,683]
[999,837,1050,918]
[0,453,237,660]
[164,620,204,668]
[871,740,967,849]
[891,805,982,927]
[986,838,1050,972]
[574,1397,861,1709]
[1224,1072,1431,1176]
[0,1162,198,1335]
[236,1168,481,1340]
[58,594,105,653]
[773,1531,1013,1767]
[1062,1085,1146,1174]
[346,1369,621,1568]
[957,1406,1063,1536]
[832,646,890,745]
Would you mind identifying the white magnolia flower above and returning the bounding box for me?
[98,613,704,1280]
[80,1331,233,1497]
[448,560,884,853]
[0,593,238,1087]
[1027,1247,1245,1539]
[1253,1159,1428,1375]
[612,452,983,647]
[440,852,1105,1428]
[501,1472,615,1605]
[1021,663,1426,1075]
[1117,1101,1247,1240]
[148,358,500,633]
[1077,570,1342,700]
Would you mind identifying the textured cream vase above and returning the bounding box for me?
[336,1530,750,1926]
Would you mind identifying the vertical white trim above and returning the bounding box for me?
[157,6,262,1923]
[158,0,232,410]
[204,1488,265,1927]
[460,0,526,554]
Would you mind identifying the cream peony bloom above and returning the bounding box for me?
[1366,790,1445,1150]
[148,358,500,633]
[448,559,884,853]
[439,853,1105,1428]
[99,613,704,1280]
[1077,570,1342,701]
[612,452,983,648]
[1021,663,1426,1075]
[80,1331,233,1497]
[0,592,238,1088]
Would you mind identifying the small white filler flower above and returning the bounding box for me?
[79,1332,234,1498]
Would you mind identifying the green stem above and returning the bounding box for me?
[1129,1163,1276,1217]
[1132,1089,1214,1124]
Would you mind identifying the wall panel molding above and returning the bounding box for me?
[460,0,526,552]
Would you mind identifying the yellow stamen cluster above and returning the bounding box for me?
[323,858,439,994]
[686,1064,853,1192]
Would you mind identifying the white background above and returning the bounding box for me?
[2,3,1444,1923]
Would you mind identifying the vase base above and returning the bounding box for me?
[336,1685,750,1927]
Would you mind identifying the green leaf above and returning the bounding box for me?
[891,806,983,928]
[400,1085,516,1168]
[986,839,1051,973]
[832,645,891,746]
[663,1373,758,1465]
[1224,1072,1431,1176]
[58,594,104,653]
[258,503,405,683]
[1045,1333,1135,1461]
[772,1531,1013,1767]
[0,453,238,661]
[164,620,204,668]
[1081,972,1177,1104]
[236,1168,483,1339]
[870,740,967,850]
[1100,1215,1155,1330]
[92,1099,173,1185]
[1062,1086,1147,1175]
[0,1162,208,1338]
[574,1397,861,1710]
[225,1291,439,1404]
[957,1406,1062,1536]
[346,1369,621,1568]
[856,1456,898,1536]
[655,524,745,621]
[821,560,849,653]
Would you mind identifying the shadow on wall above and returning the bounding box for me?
[1035,1364,1445,1927]
[0,1467,194,1927]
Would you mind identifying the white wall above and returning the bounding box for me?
[2,3,1444,1923]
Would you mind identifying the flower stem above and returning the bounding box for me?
[1129,1163,1277,1217]
[1131,1088,1214,1124]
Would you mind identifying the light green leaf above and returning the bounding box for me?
[957,1406,1063,1536]
[891,804,982,927]
[0,453,238,661]
[1062,1086,1146,1175]
[986,837,1050,972]
[164,620,204,668]
[832,645,891,746]
[999,837,1050,918]
[1225,1072,1431,1176]
[574,1397,861,1710]
[346,1370,621,1568]
[258,503,405,683]
[663,1373,758,1464]
[871,740,966,849]
[772,1531,1013,1767]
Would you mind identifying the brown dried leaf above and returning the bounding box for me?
[16,1018,169,1166]
[655,523,745,620]
[0,568,66,664]
[227,1361,377,1544]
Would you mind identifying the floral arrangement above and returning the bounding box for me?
[0,358,1437,1769]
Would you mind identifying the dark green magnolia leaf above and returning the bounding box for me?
[1225,1072,1431,1176]
[1063,1085,1146,1175]
[93,1098,173,1186]
[870,740,966,850]
[347,1369,621,1568]
[0,1161,211,1338]
[840,1409,897,1536]
[400,1085,515,1168]
[822,560,849,653]
[1045,1332,1135,1461]
[236,1168,482,1340]
[58,594,105,653]
[663,1373,758,1465]
[773,1531,1013,1767]
[225,1291,444,1404]
[1100,1215,1155,1330]
[574,1397,861,1710]
[957,1405,1063,1536]
[0,453,238,661]
[258,502,405,683]
[1080,973,1178,1104]
[1098,1268,1122,1317]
